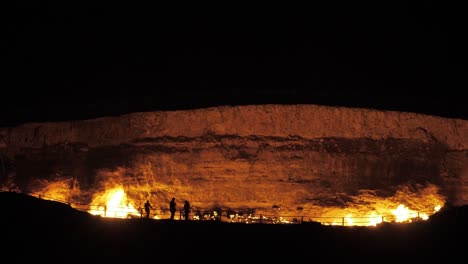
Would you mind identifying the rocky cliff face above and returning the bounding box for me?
[0,105,466,222]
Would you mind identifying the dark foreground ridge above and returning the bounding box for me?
[2,192,467,261]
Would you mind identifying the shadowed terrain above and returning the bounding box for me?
[2,191,466,261]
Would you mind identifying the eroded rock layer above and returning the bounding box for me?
[0,105,467,221]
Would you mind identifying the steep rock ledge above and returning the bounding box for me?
[0,105,467,216]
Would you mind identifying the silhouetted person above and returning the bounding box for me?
[144,200,153,219]
[169,197,176,220]
[183,200,191,221]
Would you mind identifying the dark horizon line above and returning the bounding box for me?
[1,95,466,127]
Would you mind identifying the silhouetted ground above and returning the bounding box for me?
[2,192,466,261]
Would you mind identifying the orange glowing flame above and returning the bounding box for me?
[314,184,444,226]
[88,186,140,218]
[26,171,445,226]
[392,204,412,222]
[26,178,78,205]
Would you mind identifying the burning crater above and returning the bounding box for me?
[0,105,466,226]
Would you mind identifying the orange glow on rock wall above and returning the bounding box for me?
[25,170,445,225]
[0,105,466,225]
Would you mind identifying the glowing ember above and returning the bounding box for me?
[29,179,75,204]
[25,174,446,226]
[392,204,412,222]
[309,184,445,226]
[88,186,140,218]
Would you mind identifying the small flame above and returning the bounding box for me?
[88,186,140,218]
[345,214,353,226]
[29,179,75,204]
[392,204,412,222]
[310,183,445,226]
[368,212,383,226]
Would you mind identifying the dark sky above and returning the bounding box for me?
[3,2,467,127]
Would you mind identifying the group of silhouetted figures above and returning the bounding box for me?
[143,197,191,220]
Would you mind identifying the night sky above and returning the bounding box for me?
[3,2,466,127]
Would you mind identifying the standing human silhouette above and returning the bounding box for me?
[144,200,153,219]
[169,197,176,220]
[183,200,191,221]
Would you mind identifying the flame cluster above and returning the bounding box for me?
[25,173,446,226]
[88,186,141,218]
[311,184,444,226]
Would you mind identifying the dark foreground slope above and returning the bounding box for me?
[2,192,466,261]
